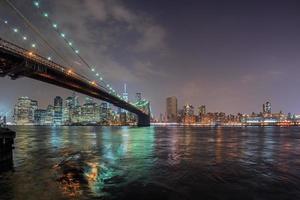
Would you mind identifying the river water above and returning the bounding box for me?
[1,126,300,200]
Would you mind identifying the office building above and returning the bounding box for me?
[53,96,63,125]
[166,96,178,122]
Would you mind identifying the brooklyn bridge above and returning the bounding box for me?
[0,0,150,126]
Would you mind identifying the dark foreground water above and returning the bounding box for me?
[1,126,300,200]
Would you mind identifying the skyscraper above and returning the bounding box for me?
[263,101,271,114]
[14,97,35,125]
[100,102,109,124]
[123,84,128,102]
[199,105,206,116]
[120,83,129,114]
[34,109,47,125]
[72,92,79,107]
[45,105,54,125]
[53,96,63,125]
[82,98,97,124]
[63,96,73,125]
[166,96,178,122]
[183,104,196,124]
[183,104,194,116]
[30,100,38,122]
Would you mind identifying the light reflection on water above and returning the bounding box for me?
[1,126,300,199]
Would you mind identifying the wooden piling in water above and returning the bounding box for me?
[0,127,15,171]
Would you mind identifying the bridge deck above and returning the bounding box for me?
[0,38,150,126]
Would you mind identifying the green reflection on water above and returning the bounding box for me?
[84,126,155,196]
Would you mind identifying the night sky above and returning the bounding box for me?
[1,0,300,118]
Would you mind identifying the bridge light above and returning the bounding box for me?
[96,73,99,76]
[91,68,95,72]
[13,28,18,33]
[91,81,96,85]
[28,52,33,56]
[34,1,39,7]
[106,84,110,88]
[52,24,57,28]
[4,20,8,24]
[100,77,103,81]
[61,33,65,38]
[47,57,51,60]
[31,43,36,48]
[23,36,27,40]
[43,13,49,17]
[68,42,72,46]
[75,50,79,54]
[67,69,72,74]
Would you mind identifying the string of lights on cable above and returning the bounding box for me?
[32,1,123,99]
[0,18,53,60]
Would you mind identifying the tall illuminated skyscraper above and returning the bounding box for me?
[123,84,128,102]
[166,96,178,122]
[13,97,37,125]
[63,96,73,125]
[263,101,271,114]
[199,105,206,116]
[53,96,63,125]
[119,83,129,115]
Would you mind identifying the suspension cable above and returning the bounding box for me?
[4,0,71,67]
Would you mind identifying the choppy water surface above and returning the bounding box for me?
[1,126,300,200]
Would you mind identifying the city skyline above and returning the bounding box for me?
[9,93,299,126]
[2,0,300,116]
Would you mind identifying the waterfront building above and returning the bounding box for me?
[81,100,98,124]
[53,96,63,125]
[182,104,196,124]
[63,96,73,125]
[120,112,127,125]
[13,97,37,125]
[100,102,109,125]
[263,101,271,114]
[199,105,206,116]
[72,92,80,107]
[45,105,54,125]
[166,96,178,122]
[34,109,47,125]
[183,104,194,116]
[30,100,38,122]
[71,105,82,124]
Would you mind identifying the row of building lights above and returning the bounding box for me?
[32,1,126,100]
